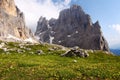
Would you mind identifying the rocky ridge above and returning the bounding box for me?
[35,5,109,51]
[0,0,35,42]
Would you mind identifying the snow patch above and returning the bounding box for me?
[39,33,42,35]
[5,34,37,43]
[67,35,71,37]
[24,37,37,43]
[76,31,78,33]
[62,47,66,50]
[7,34,21,41]
[49,35,54,44]
[58,41,61,43]
[51,31,55,34]
[35,36,40,40]
[47,24,51,29]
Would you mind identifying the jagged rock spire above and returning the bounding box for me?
[35,5,109,51]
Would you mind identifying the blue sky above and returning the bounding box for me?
[15,0,120,49]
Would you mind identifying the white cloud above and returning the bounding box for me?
[107,35,120,48]
[109,24,120,34]
[14,0,71,32]
[64,0,71,5]
[107,24,120,48]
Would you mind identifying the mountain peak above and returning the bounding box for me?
[70,4,83,10]
[35,5,109,51]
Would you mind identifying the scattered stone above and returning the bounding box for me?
[3,48,8,52]
[73,60,77,63]
[84,51,89,57]
[89,50,94,53]
[17,49,25,53]
[72,46,80,50]
[48,48,54,51]
[52,47,59,50]
[0,43,5,48]
[61,50,76,57]
[104,51,110,54]
[26,48,31,51]
[48,47,59,51]
[6,52,10,54]
[61,47,67,50]
[8,48,17,52]
[29,52,34,54]
[36,50,44,55]
[19,46,24,49]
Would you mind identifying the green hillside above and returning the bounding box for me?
[0,41,120,80]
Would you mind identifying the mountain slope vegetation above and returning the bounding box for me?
[0,41,120,80]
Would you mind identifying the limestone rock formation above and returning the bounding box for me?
[35,5,109,51]
[0,0,34,41]
[0,0,17,16]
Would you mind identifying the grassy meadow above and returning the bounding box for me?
[0,42,120,80]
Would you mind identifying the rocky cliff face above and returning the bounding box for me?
[0,0,34,41]
[35,5,109,51]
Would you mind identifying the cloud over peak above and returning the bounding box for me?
[15,0,72,32]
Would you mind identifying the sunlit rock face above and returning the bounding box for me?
[35,5,109,51]
[0,0,34,41]
[0,0,17,16]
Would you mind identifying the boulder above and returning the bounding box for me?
[0,42,5,48]
[36,50,44,55]
[61,48,89,58]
